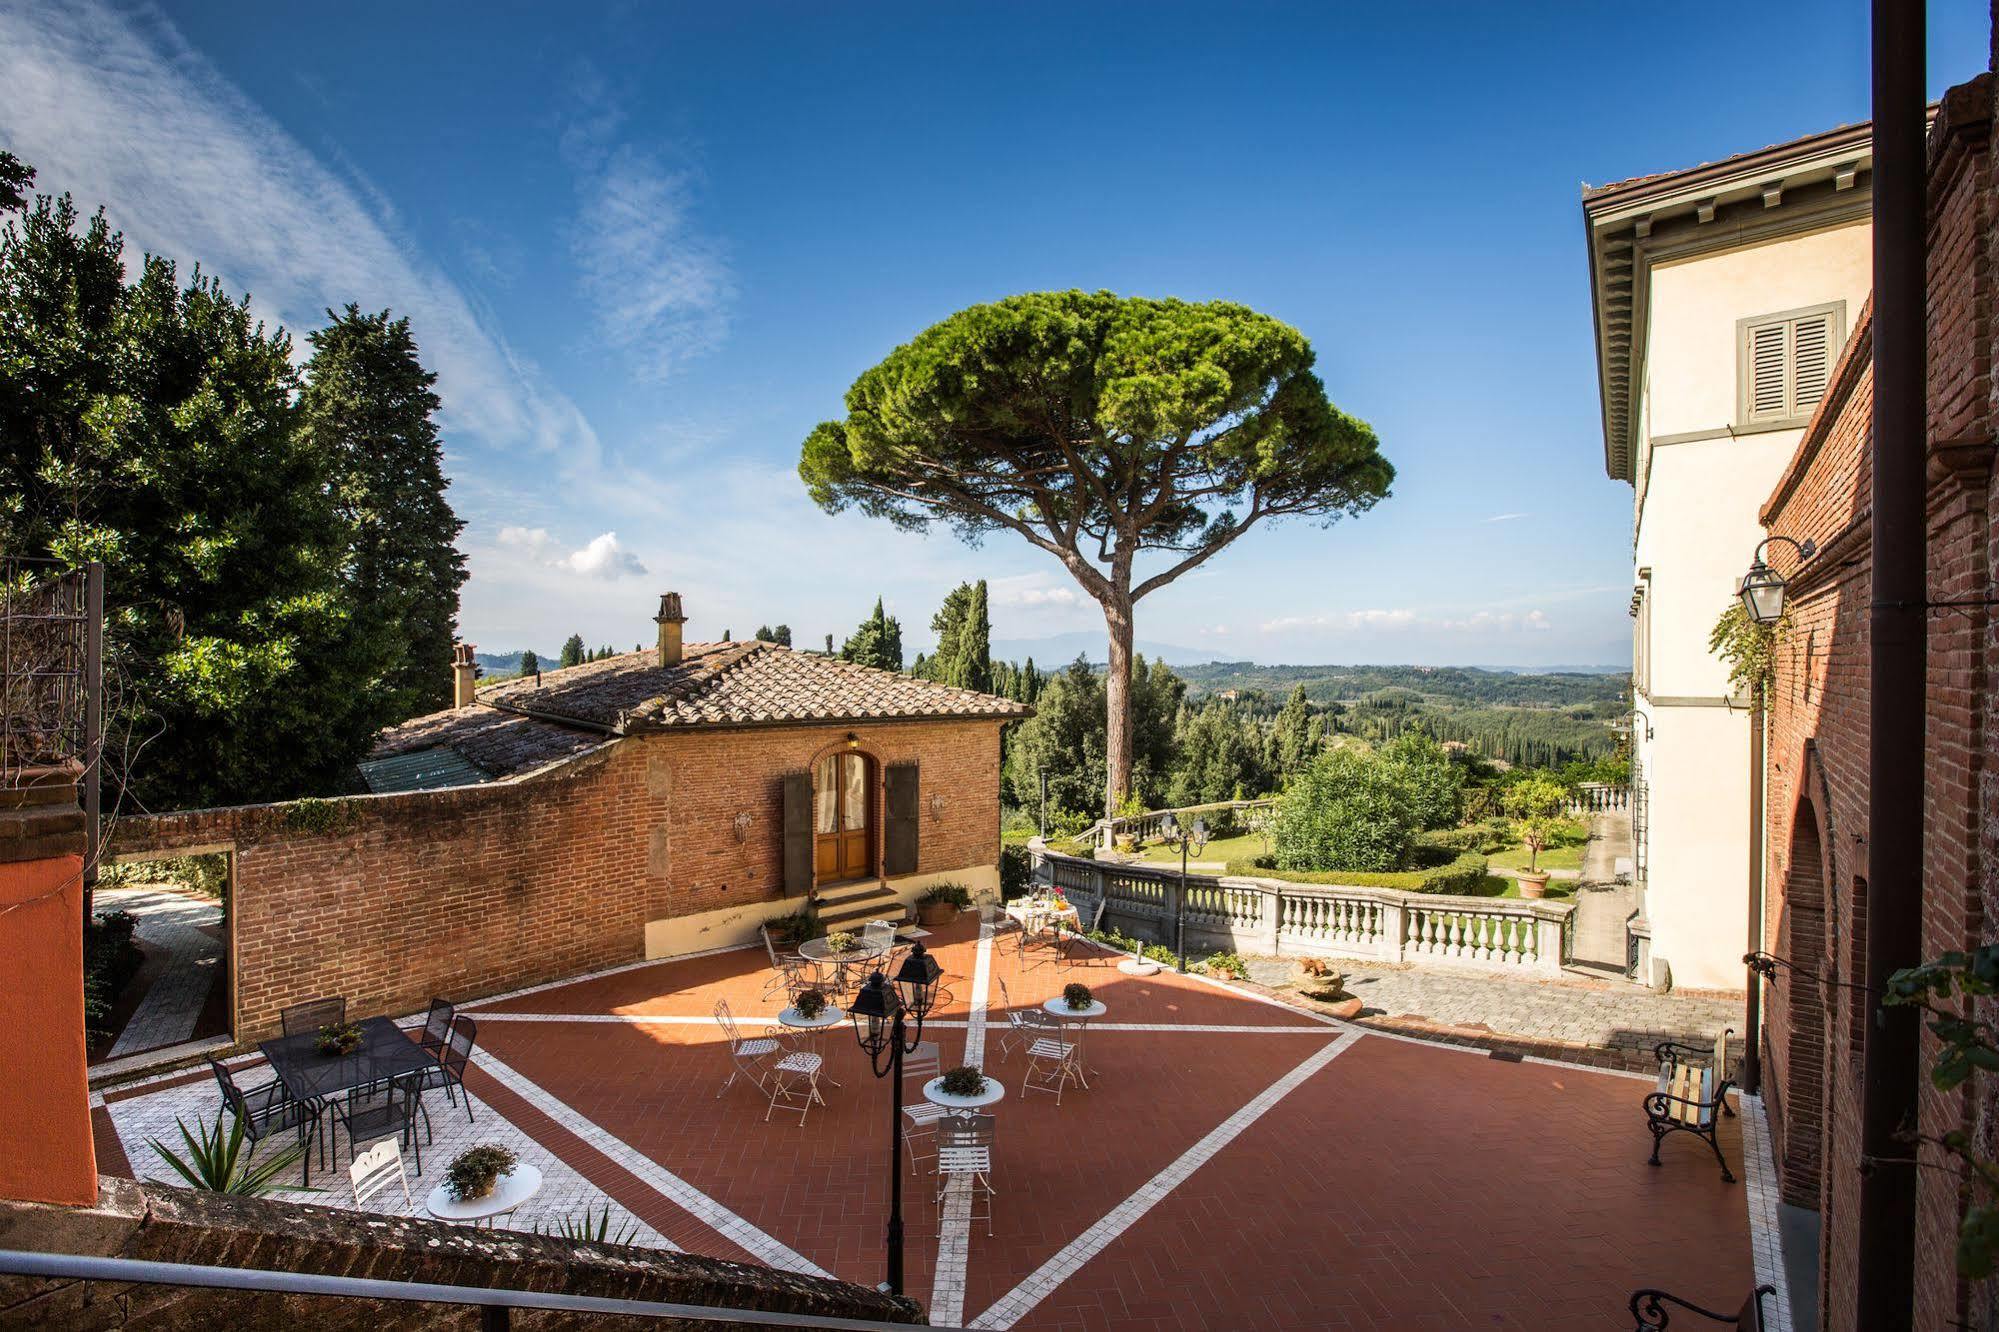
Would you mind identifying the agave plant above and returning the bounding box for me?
[148,1109,314,1196]
[539,1203,640,1246]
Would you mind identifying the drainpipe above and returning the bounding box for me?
[1855,0,1925,1325]
[1742,697,1764,1096]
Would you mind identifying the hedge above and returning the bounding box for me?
[1224,849,1489,895]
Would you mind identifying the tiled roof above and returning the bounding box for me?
[364,642,1029,789]
[1581,119,1872,202]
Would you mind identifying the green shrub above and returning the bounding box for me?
[1379,731,1464,830]
[1273,748,1418,873]
[445,1144,518,1201]
[765,908,817,948]
[83,909,143,1038]
[1203,952,1249,980]
[1227,849,1489,895]
[917,881,974,908]
[1415,819,1513,855]
[999,844,1033,900]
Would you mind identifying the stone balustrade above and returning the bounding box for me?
[1030,840,1575,979]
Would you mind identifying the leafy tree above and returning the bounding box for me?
[1269,684,1323,781]
[1170,698,1266,808]
[1504,775,1569,872]
[1379,730,1464,830]
[519,649,540,676]
[0,151,31,212]
[1003,658,1106,817]
[721,628,731,642]
[800,290,1391,816]
[919,582,975,682]
[1126,655,1185,804]
[959,580,992,692]
[754,624,793,647]
[841,597,903,671]
[560,634,586,668]
[301,305,466,722]
[1273,747,1417,873]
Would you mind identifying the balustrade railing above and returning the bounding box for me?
[1027,839,1574,979]
[1564,782,1630,816]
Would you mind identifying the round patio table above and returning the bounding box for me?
[922,1075,1006,1111]
[425,1163,543,1229]
[778,1004,846,1092]
[798,935,889,997]
[1043,996,1108,1085]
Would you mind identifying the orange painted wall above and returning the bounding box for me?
[0,851,97,1205]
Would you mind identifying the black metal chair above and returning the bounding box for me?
[329,1077,423,1174]
[280,996,347,1038]
[1646,1028,1737,1183]
[415,997,456,1059]
[406,1014,477,1135]
[1629,1284,1775,1329]
[210,1058,320,1186]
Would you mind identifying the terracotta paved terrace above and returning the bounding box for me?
[97,914,1764,1330]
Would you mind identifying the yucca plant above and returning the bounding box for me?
[148,1109,313,1196]
[539,1203,640,1246]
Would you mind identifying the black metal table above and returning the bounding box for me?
[259,1015,434,1106]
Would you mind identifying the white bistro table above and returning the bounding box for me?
[922,1075,1006,1112]
[1042,996,1108,1084]
[778,1004,846,1090]
[425,1163,543,1229]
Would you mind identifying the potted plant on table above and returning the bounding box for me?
[794,988,828,1020]
[444,1144,517,1202]
[938,1066,989,1098]
[824,929,858,954]
[313,1021,364,1056]
[916,881,973,926]
[1506,776,1568,900]
[1062,982,1095,1012]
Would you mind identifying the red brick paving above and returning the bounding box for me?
[463,915,1753,1328]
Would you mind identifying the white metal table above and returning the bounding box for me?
[425,1163,543,1229]
[778,1004,846,1091]
[1043,996,1107,1084]
[922,1075,1006,1112]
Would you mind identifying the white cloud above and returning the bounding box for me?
[0,0,601,467]
[1484,512,1530,524]
[989,575,1084,609]
[498,526,647,580]
[562,69,732,381]
[1195,624,1230,637]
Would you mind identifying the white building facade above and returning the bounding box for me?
[1583,124,1874,992]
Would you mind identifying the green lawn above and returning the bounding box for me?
[1136,832,1266,865]
[1487,841,1584,873]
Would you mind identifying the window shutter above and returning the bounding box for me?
[884,762,919,877]
[1791,312,1833,413]
[781,770,813,896]
[1748,322,1789,419]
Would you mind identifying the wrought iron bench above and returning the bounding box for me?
[1629,1283,1775,1328]
[1645,1027,1736,1182]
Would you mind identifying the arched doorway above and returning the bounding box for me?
[813,751,873,883]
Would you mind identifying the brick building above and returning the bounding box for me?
[1756,72,1996,1331]
[114,593,1028,1043]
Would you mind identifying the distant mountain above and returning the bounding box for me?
[988,631,1219,667]
[474,650,557,678]
[1469,664,1627,676]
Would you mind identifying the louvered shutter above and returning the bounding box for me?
[781,770,813,895]
[884,762,919,876]
[1748,322,1790,419]
[1790,311,1833,413]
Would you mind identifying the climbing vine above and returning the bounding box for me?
[1708,602,1788,700]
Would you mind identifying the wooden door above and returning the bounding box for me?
[812,752,872,882]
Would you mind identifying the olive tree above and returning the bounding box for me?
[800,290,1391,816]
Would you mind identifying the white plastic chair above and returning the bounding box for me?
[348,1137,410,1211]
[936,1112,996,1235]
[714,998,781,1099]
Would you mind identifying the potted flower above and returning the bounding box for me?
[444,1143,517,1202]
[937,1066,989,1098]
[794,988,828,1020]
[916,881,973,926]
[313,1021,363,1057]
[825,929,858,954]
[1506,776,1568,900]
[1062,982,1095,1011]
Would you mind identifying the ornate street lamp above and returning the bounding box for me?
[1611,708,1654,742]
[1160,814,1208,972]
[1737,536,1816,626]
[848,942,943,1295]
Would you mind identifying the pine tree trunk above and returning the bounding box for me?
[1102,591,1136,820]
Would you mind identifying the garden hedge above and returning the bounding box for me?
[1224,849,1489,895]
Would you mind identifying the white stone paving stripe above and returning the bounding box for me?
[469,1012,1333,1035]
[469,1047,829,1278]
[929,918,996,1327]
[965,1028,1365,1331]
[1738,1092,1794,1332]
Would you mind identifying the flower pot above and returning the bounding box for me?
[1517,871,1551,900]
[1326,997,1364,1020]
[1114,834,1136,854]
[464,1178,497,1201]
[918,899,956,926]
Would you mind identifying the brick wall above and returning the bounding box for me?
[1756,72,1996,1332]
[113,718,1004,1044]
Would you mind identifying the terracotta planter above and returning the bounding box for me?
[917,899,956,926]
[1114,834,1136,854]
[1325,997,1364,1020]
[1516,871,1551,899]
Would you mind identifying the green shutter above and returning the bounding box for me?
[782,770,813,896]
[884,762,919,876]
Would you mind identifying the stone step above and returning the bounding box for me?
[816,885,905,929]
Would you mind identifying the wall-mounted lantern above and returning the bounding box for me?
[1737,536,1816,626]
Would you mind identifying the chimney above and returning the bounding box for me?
[452,642,478,708]
[655,592,687,667]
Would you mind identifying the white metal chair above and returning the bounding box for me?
[863,919,897,953]
[764,1033,825,1126]
[348,1137,411,1211]
[1022,1035,1082,1104]
[902,1100,950,1174]
[936,1112,996,1235]
[994,977,1058,1061]
[714,998,781,1099]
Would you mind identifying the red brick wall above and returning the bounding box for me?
[114,719,1004,1043]
[1757,73,1996,1332]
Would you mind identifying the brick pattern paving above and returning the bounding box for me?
[92,911,1759,1328]
[99,885,223,1059]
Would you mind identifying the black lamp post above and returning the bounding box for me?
[848,942,943,1296]
[1161,814,1208,972]
[1737,535,1816,626]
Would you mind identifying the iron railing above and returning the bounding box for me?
[0,1249,935,1331]
[0,555,96,786]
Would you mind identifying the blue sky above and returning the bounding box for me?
[2,2,1987,667]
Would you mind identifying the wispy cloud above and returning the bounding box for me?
[0,0,600,469]
[1484,511,1530,524]
[498,527,648,579]
[561,67,732,380]
[990,574,1085,610]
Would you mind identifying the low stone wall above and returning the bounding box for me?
[0,1176,922,1328]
